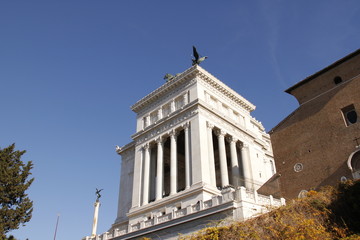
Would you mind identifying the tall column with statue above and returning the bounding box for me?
[91,188,103,237]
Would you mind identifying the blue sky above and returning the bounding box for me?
[1,1,359,239]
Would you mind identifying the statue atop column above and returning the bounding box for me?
[91,188,103,237]
[95,188,103,202]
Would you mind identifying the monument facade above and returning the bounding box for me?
[85,65,284,240]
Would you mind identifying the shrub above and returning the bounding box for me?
[181,181,360,240]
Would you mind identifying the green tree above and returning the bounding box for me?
[0,144,34,239]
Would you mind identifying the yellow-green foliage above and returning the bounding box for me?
[181,181,360,240]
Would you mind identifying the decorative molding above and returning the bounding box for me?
[131,65,255,115]
[201,82,252,116]
[294,163,304,172]
[94,188,284,240]
[199,106,251,143]
[242,143,249,149]
[168,129,179,138]
[143,143,150,150]
[182,121,190,130]
[195,66,255,112]
[226,136,238,143]
[116,141,135,155]
[206,121,214,129]
[155,136,163,144]
[133,107,198,146]
[215,129,226,137]
[131,66,198,114]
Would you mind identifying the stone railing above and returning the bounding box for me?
[83,188,285,240]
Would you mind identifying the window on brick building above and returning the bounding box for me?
[334,76,342,85]
[342,104,357,126]
[350,151,360,180]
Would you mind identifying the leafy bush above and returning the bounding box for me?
[180,181,360,240]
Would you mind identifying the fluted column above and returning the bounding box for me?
[215,129,229,187]
[142,143,150,205]
[241,143,253,189]
[183,123,191,189]
[227,136,240,186]
[155,137,164,201]
[170,130,178,195]
[207,122,216,187]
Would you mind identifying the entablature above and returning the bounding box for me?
[116,141,135,155]
[198,102,255,143]
[131,65,255,114]
[131,102,199,147]
[131,66,197,113]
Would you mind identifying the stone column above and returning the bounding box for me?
[170,130,178,195]
[207,122,216,187]
[183,122,191,189]
[155,137,164,201]
[215,129,229,187]
[227,136,240,187]
[131,146,143,208]
[91,200,101,237]
[241,143,253,189]
[142,143,150,205]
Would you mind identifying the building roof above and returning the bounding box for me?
[285,48,360,94]
[131,65,256,113]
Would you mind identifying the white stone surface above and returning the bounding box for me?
[84,65,281,240]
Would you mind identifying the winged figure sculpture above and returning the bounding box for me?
[95,188,103,201]
[192,46,208,65]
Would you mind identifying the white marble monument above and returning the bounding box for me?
[84,65,284,240]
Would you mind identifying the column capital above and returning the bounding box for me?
[206,121,214,129]
[215,129,226,137]
[240,142,249,149]
[182,122,190,130]
[169,129,178,137]
[226,136,238,144]
[143,143,150,150]
[156,136,163,144]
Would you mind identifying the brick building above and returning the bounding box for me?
[270,49,360,199]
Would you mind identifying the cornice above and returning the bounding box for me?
[131,65,255,113]
[195,66,255,112]
[131,65,198,113]
[197,101,253,141]
[127,183,216,217]
[116,141,135,155]
[285,48,360,94]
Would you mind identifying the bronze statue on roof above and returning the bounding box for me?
[164,73,180,82]
[192,46,207,65]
